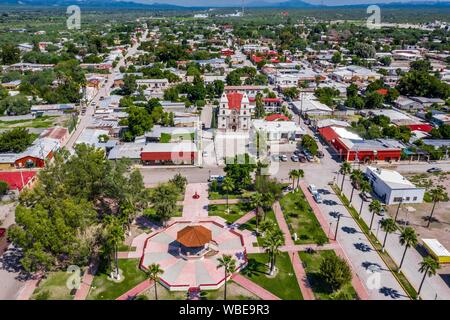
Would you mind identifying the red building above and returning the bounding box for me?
[319,126,402,162]
[0,171,37,191]
[140,143,198,165]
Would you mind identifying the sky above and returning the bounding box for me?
[137,0,444,7]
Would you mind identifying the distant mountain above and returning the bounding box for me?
[246,0,316,8]
[0,0,187,9]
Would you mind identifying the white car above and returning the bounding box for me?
[280,155,288,162]
[308,184,318,194]
[313,192,322,204]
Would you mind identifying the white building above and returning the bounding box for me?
[365,166,425,205]
[252,120,306,142]
[218,92,251,131]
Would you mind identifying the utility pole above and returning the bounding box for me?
[394,197,403,222]
[334,214,342,240]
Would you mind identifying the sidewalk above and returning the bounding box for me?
[272,201,315,300]
[116,279,153,300]
[232,274,281,300]
[74,261,98,300]
[340,175,450,300]
[182,183,209,219]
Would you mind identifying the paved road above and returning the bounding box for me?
[64,29,148,151]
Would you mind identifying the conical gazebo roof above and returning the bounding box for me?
[177,225,212,248]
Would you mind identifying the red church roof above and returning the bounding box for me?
[0,171,37,191]
[226,92,244,110]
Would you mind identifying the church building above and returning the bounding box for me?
[218,92,251,131]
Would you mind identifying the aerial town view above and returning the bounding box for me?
[0,0,449,310]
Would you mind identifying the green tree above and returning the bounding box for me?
[146,263,164,300]
[426,186,447,228]
[0,180,9,195]
[216,254,236,300]
[380,218,397,252]
[250,192,264,234]
[150,183,178,225]
[0,95,31,116]
[1,43,20,64]
[0,128,36,153]
[358,180,372,216]
[104,216,125,280]
[349,169,363,202]
[319,254,352,292]
[417,257,440,298]
[301,135,319,156]
[339,162,352,191]
[398,227,418,273]
[368,200,383,231]
[169,173,188,194]
[221,177,235,212]
[121,106,153,141]
[262,229,284,275]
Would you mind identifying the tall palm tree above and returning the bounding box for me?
[250,192,264,234]
[339,161,352,191]
[380,218,397,252]
[288,170,298,189]
[358,180,372,216]
[259,219,276,237]
[417,257,440,298]
[426,186,447,228]
[105,217,125,280]
[262,230,284,275]
[368,200,382,230]
[262,192,275,220]
[296,169,304,189]
[398,227,418,273]
[146,263,164,300]
[222,177,235,213]
[349,169,363,202]
[217,254,236,300]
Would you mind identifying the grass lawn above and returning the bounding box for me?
[208,189,254,200]
[87,259,147,300]
[144,205,183,220]
[280,190,328,245]
[208,202,252,224]
[141,282,186,300]
[242,252,302,300]
[299,250,357,300]
[31,271,74,300]
[238,209,283,246]
[0,116,58,129]
[204,281,261,300]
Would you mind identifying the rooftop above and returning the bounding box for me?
[366,166,418,189]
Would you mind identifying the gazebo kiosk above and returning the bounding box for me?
[176,225,214,259]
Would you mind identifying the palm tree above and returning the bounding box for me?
[222,177,235,213]
[262,230,284,275]
[296,169,304,189]
[368,200,382,230]
[146,263,164,300]
[262,192,275,220]
[380,218,397,252]
[339,161,352,191]
[349,169,363,202]
[105,217,125,280]
[398,227,418,273]
[250,192,264,234]
[217,254,236,300]
[288,170,298,189]
[426,186,447,228]
[259,219,276,237]
[417,257,440,298]
[358,180,372,216]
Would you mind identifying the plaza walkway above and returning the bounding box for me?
[232,274,281,300]
[74,261,98,300]
[116,280,153,300]
[182,183,209,219]
[272,201,315,300]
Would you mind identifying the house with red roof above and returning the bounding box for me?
[265,114,290,122]
[218,92,251,131]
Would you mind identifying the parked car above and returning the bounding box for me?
[208,175,224,183]
[427,167,442,173]
[313,192,322,204]
[280,154,288,162]
[305,153,314,162]
[316,150,324,158]
[360,192,373,202]
[293,150,302,156]
[308,184,318,194]
[298,155,307,163]
[272,154,280,161]
[202,151,208,157]
[291,155,299,162]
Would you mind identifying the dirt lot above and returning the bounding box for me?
[387,171,450,275]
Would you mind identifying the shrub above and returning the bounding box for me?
[319,254,352,291]
[0,180,8,195]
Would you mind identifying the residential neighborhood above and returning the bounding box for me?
[0,0,449,307]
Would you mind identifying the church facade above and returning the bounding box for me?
[217,92,251,131]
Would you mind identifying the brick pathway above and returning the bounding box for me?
[272,201,315,300]
[232,210,255,227]
[232,274,280,300]
[182,183,209,219]
[116,279,153,300]
[16,274,43,300]
[74,261,98,300]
